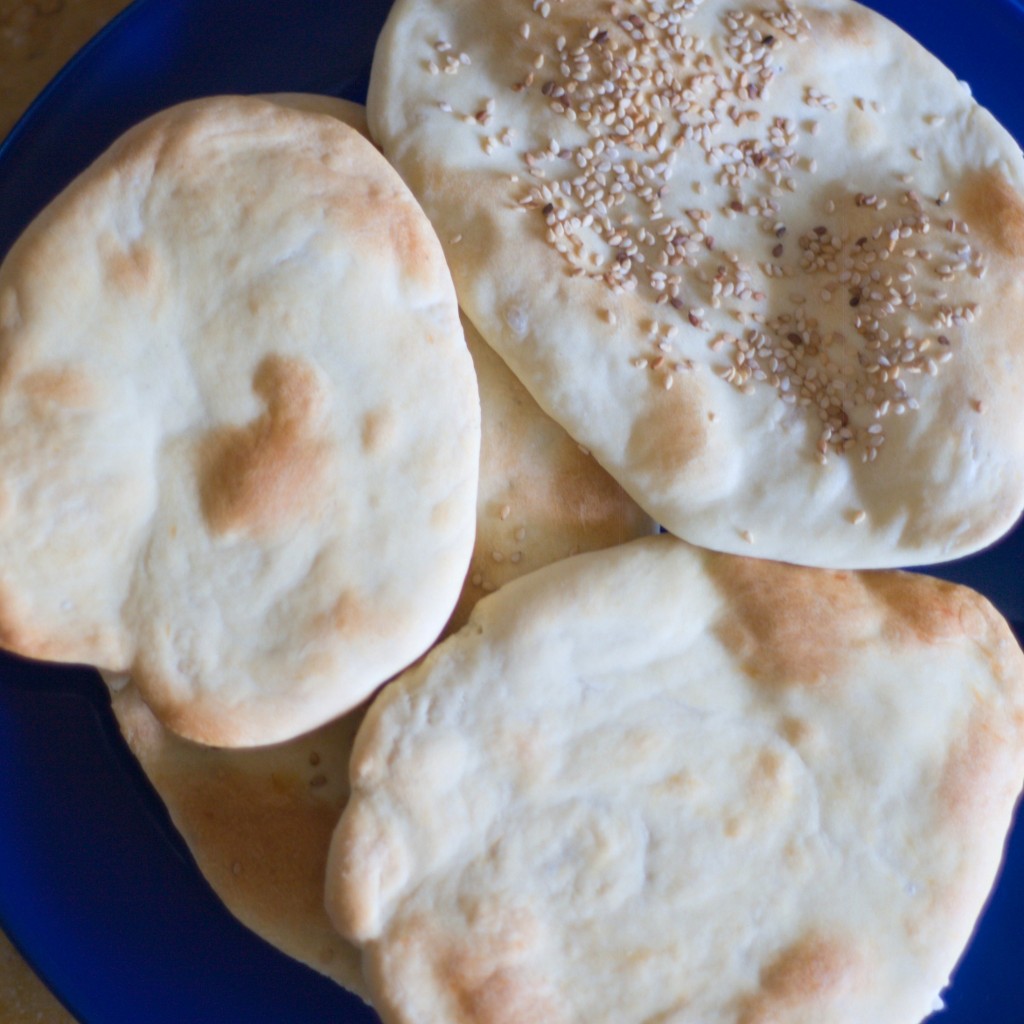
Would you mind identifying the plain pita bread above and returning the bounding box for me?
[0,93,479,746]
[327,534,1024,1024]
[367,0,1024,568]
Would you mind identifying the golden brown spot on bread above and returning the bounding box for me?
[755,749,783,783]
[372,188,440,292]
[199,354,334,536]
[960,166,1024,259]
[659,769,698,795]
[708,556,867,687]
[100,236,158,294]
[392,204,430,274]
[939,711,1016,828]
[320,589,378,648]
[625,390,707,483]
[434,909,569,1024]
[863,571,996,647]
[723,814,748,840]
[748,748,796,813]
[20,367,97,412]
[780,715,812,746]
[372,907,568,1024]
[711,563,997,691]
[448,962,566,1024]
[739,935,858,1024]
[803,5,877,47]
[361,408,397,454]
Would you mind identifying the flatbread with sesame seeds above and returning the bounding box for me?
[0,92,480,747]
[326,533,1024,1024]
[367,0,1024,568]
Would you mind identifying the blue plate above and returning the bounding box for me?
[0,1,1022,1022]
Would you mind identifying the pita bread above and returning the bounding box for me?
[448,311,656,632]
[327,534,1024,1024]
[0,93,479,746]
[108,675,370,998]
[367,0,1024,568]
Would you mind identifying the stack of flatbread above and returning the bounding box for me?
[1,1,1023,1022]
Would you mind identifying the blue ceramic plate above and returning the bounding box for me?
[0,1,1022,1022]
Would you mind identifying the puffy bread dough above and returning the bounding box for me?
[327,534,1024,1024]
[367,0,1024,568]
[0,94,480,746]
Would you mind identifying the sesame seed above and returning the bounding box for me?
[493,5,980,466]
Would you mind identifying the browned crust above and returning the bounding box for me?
[737,934,860,1024]
[708,553,1019,690]
[707,557,866,687]
[625,387,709,485]
[961,166,1024,260]
[369,909,572,1024]
[198,354,334,537]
